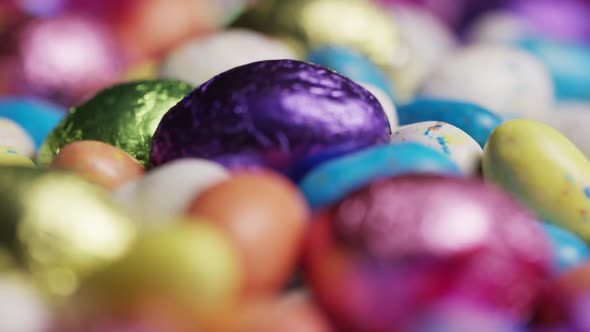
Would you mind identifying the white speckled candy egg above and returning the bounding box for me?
[391,121,483,176]
[362,83,398,130]
[114,159,230,224]
[0,118,35,158]
[536,103,590,158]
[419,44,554,119]
[159,28,297,86]
[388,5,457,101]
[0,274,52,332]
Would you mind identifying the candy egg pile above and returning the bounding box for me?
[3,1,590,331]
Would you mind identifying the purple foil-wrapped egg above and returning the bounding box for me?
[16,15,124,106]
[150,59,391,171]
[305,175,552,332]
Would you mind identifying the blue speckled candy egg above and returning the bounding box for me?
[299,142,461,210]
[150,60,391,171]
[542,222,590,275]
[0,97,65,148]
[517,37,590,102]
[397,98,503,147]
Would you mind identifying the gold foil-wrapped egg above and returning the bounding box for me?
[232,0,401,70]
[36,80,193,168]
[0,167,136,298]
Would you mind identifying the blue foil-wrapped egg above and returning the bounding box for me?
[150,60,391,171]
[397,98,503,147]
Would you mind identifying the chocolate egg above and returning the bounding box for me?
[305,175,552,331]
[0,168,136,298]
[15,15,124,106]
[76,222,242,326]
[160,29,297,87]
[114,159,230,223]
[0,97,65,148]
[150,60,391,171]
[0,118,36,158]
[419,44,555,119]
[50,140,145,191]
[186,171,309,296]
[37,80,193,167]
[232,0,401,70]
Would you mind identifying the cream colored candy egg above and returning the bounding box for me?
[0,119,35,158]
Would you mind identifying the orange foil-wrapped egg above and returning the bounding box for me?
[50,140,144,191]
[186,171,309,296]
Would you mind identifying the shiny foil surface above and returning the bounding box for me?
[17,15,124,107]
[37,80,193,168]
[150,60,391,171]
[0,167,136,298]
[305,175,552,331]
[232,0,401,70]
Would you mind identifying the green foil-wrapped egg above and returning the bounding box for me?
[0,167,136,298]
[36,80,193,167]
[232,0,401,71]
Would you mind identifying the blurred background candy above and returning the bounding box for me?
[0,119,35,158]
[160,29,297,87]
[114,159,230,223]
[187,171,309,296]
[50,140,145,191]
[541,223,590,275]
[37,80,193,167]
[419,44,554,119]
[0,168,136,298]
[0,97,65,148]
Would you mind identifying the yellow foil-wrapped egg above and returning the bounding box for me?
[0,146,36,168]
[0,168,136,298]
[232,0,401,71]
[71,222,242,329]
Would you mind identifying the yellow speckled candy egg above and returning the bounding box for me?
[0,145,35,167]
[483,119,590,242]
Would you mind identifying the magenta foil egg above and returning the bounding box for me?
[305,175,552,332]
[150,59,391,171]
[17,15,124,106]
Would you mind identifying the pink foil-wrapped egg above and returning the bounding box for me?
[305,175,552,332]
[15,15,123,106]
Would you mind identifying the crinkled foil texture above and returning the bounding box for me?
[150,60,391,171]
[37,80,193,167]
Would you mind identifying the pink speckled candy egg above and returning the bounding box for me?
[304,175,552,332]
